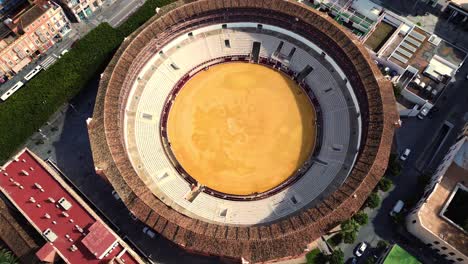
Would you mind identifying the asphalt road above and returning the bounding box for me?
[339,62,468,263]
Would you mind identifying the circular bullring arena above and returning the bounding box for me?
[88,0,398,262]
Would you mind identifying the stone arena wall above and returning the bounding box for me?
[88,0,398,262]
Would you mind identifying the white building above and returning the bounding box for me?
[56,0,103,22]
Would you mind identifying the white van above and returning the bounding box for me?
[24,65,42,81]
[390,200,404,216]
[1,81,24,101]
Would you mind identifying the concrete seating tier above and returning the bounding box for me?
[125,27,359,225]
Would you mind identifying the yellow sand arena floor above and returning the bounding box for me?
[167,62,316,195]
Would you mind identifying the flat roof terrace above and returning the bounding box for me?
[418,141,468,257]
[387,27,466,70]
[0,149,140,264]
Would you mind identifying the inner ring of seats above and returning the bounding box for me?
[124,24,362,225]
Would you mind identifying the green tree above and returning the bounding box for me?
[0,248,18,264]
[365,192,381,209]
[341,219,360,233]
[352,211,369,225]
[340,219,359,244]
[327,233,343,247]
[343,231,357,244]
[365,256,377,264]
[377,240,389,250]
[327,248,344,264]
[392,84,401,98]
[387,154,402,176]
[378,177,393,192]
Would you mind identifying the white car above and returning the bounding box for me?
[390,200,405,216]
[355,242,367,257]
[400,148,411,161]
[143,227,156,238]
[417,107,429,120]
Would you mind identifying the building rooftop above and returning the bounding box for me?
[419,138,468,256]
[449,0,468,9]
[0,149,142,264]
[12,4,47,28]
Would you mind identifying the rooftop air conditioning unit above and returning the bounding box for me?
[428,35,442,46]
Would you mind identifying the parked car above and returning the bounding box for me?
[400,148,411,161]
[355,242,367,257]
[390,200,405,216]
[417,107,429,120]
[143,227,156,238]
[129,212,138,221]
[111,190,120,200]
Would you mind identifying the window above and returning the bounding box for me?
[412,220,416,224]
[221,24,227,29]
[442,254,447,258]
[188,32,193,37]
[257,24,263,29]
[170,63,179,70]
[35,40,40,44]
[456,258,463,261]
[442,247,447,250]
[434,241,440,245]
[449,253,455,256]
[224,39,230,48]
[426,243,432,247]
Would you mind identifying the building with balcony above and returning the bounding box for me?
[406,128,468,264]
[56,0,102,22]
[0,1,71,80]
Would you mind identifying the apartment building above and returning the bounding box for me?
[56,0,103,22]
[0,1,70,79]
[406,128,468,264]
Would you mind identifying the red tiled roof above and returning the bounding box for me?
[81,221,117,259]
[0,149,141,264]
[36,243,57,263]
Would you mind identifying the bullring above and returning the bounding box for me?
[88,0,398,262]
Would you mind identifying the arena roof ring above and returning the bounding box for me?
[88,0,398,262]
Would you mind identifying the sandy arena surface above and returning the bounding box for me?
[167,62,316,195]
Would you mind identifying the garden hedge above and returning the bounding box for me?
[0,23,122,161]
[0,0,175,162]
